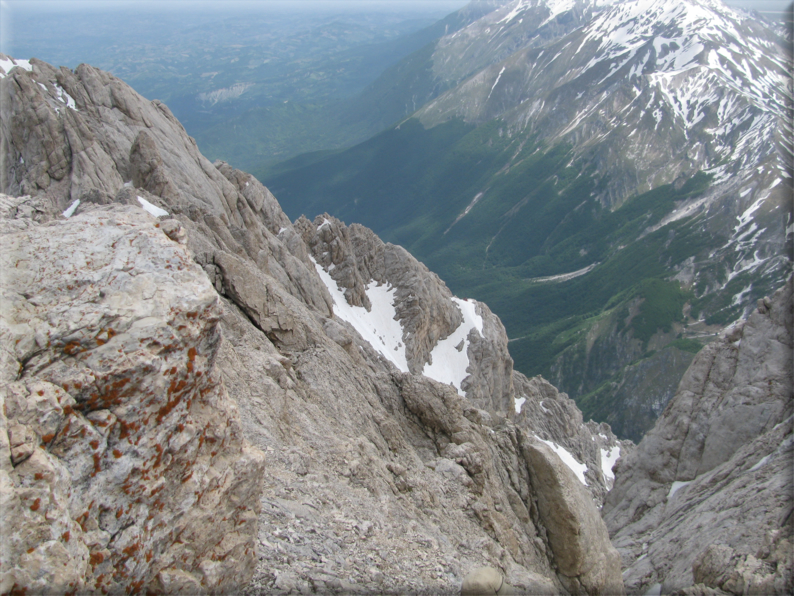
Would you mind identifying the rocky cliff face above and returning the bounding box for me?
[0,56,627,593]
[603,277,793,594]
[295,212,517,414]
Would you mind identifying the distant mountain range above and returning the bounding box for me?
[265,0,793,441]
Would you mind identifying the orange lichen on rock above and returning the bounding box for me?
[63,341,81,356]
[91,452,102,476]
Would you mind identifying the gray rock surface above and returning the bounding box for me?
[603,277,793,594]
[0,57,627,594]
[297,212,520,415]
[0,198,265,594]
[461,566,516,595]
[295,212,628,508]
[515,374,634,504]
[296,214,466,376]
[522,440,624,596]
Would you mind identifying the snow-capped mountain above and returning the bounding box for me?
[430,0,618,86]
[420,0,791,302]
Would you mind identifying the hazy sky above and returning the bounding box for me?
[3,0,472,14]
[3,0,791,13]
[1,0,788,57]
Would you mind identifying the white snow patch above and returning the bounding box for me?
[0,57,32,78]
[62,199,80,218]
[644,584,663,596]
[514,396,526,414]
[537,437,588,485]
[731,284,752,306]
[750,454,772,471]
[498,0,529,25]
[600,446,621,482]
[317,218,332,231]
[422,298,483,395]
[463,192,484,217]
[735,196,766,233]
[445,192,485,233]
[487,66,506,101]
[539,400,549,414]
[55,84,78,110]
[667,480,691,500]
[312,257,409,373]
[726,251,768,284]
[137,196,169,217]
[750,435,794,471]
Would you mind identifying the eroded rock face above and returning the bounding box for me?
[0,57,627,595]
[296,215,466,374]
[522,440,624,595]
[294,212,628,508]
[514,374,634,505]
[604,277,793,594]
[0,199,265,594]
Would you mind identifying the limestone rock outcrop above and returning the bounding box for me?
[1,56,627,594]
[603,277,793,594]
[0,196,265,593]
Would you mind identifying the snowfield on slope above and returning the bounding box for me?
[421,297,483,395]
[313,257,410,373]
[313,258,484,395]
[537,437,589,485]
[600,445,621,484]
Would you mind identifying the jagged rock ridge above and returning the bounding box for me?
[0,56,628,594]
